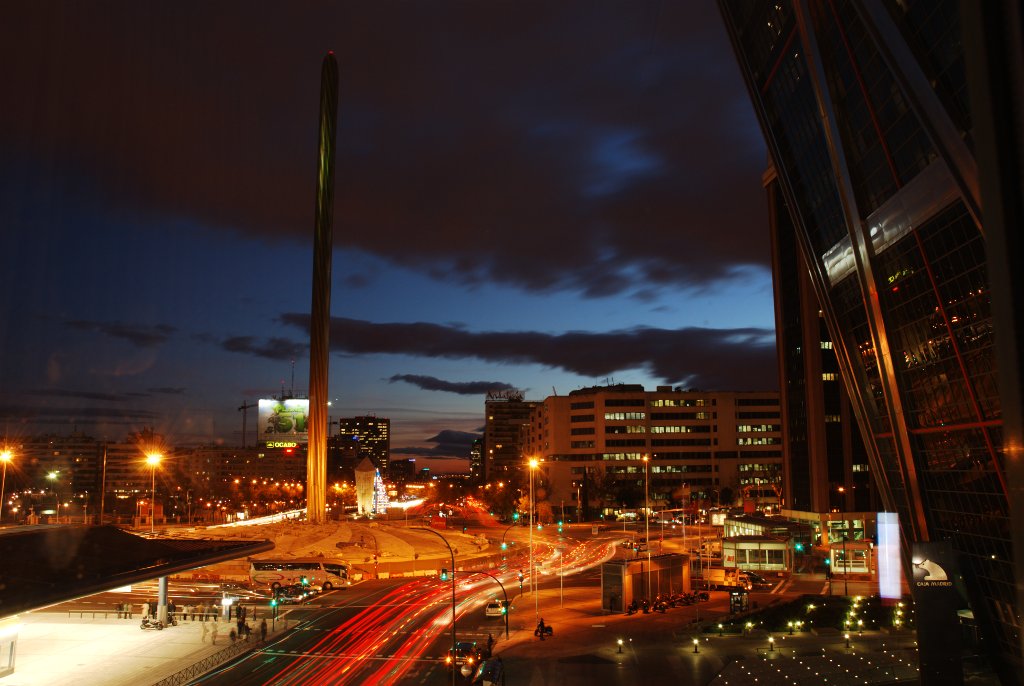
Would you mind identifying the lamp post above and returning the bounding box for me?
[576,482,581,522]
[500,523,516,559]
[414,527,457,686]
[528,457,539,621]
[842,533,848,596]
[47,470,60,523]
[642,455,651,600]
[146,453,162,533]
[0,450,11,523]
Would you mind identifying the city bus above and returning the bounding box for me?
[249,558,351,590]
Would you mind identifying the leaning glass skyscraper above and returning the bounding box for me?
[719,1,1020,683]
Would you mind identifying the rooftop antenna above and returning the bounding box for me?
[290,359,296,397]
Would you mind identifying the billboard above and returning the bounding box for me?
[259,399,309,445]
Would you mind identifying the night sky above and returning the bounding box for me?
[0,2,773,471]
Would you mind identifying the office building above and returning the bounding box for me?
[524,385,782,515]
[483,390,539,481]
[720,1,1021,681]
[768,162,876,516]
[335,416,391,473]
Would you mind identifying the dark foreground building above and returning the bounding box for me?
[719,1,1023,683]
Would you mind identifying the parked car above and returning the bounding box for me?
[275,583,314,603]
[739,571,774,589]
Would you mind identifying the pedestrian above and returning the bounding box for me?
[236,617,245,638]
[168,600,176,622]
[486,632,495,656]
[211,622,219,645]
[201,621,209,643]
[260,619,267,642]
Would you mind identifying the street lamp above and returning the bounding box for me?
[528,457,539,621]
[842,533,849,596]
[642,455,651,600]
[146,453,162,532]
[47,470,60,523]
[0,450,11,523]
[415,527,457,686]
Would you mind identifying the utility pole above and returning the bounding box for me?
[237,400,256,448]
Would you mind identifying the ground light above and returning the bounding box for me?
[617,639,623,654]
[693,638,699,654]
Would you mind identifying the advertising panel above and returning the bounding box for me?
[259,399,309,445]
[877,512,901,600]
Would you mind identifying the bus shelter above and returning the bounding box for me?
[600,553,689,613]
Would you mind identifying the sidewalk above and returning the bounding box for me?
[3,612,293,686]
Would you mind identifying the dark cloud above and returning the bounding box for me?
[388,374,515,395]
[221,336,306,361]
[391,429,480,459]
[272,315,777,390]
[147,387,186,395]
[64,320,175,348]
[1,2,765,299]
[28,390,135,402]
[0,404,158,420]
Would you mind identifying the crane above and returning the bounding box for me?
[238,400,257,448]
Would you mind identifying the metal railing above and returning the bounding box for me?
[147,634,268,686]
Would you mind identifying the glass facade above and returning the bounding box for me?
[721,0,1018,681]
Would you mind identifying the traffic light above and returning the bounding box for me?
[512,512,520,521]
[794,542,805,553]
[500,542,507,551]
[557,520,563,533]
[517,570,524,589]
[440,568,449,582]
[300,576,309,586]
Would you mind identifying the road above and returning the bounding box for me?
[183,528,620,686]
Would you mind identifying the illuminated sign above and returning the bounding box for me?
[266,441,299,449]
[259,399,309,445]
[877,512,900,599]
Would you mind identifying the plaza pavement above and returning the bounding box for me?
[0,611,297,686]
[493,584,922,686]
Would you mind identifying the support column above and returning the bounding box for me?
[307,52,339,525]
[157,576,168,625]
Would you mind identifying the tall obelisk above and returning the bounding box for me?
[307,52,338,524]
